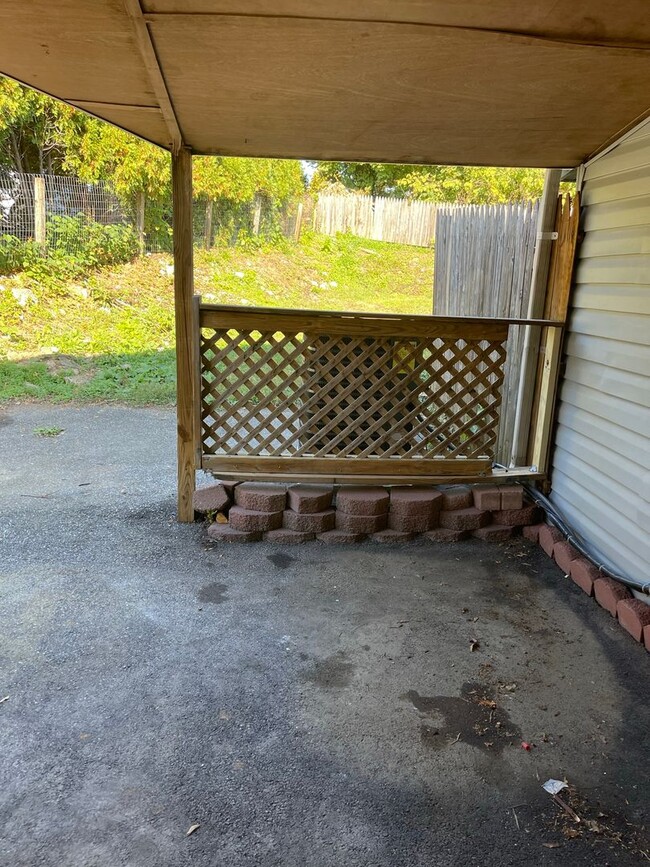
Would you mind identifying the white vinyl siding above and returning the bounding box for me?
[550,124,650,584]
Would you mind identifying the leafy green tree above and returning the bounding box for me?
[0,77,75,173]
[310,160,546,203]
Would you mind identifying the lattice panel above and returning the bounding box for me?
[199,321,508,463]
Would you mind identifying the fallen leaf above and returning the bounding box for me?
[216,512,228,524]
[478,698,497,709]
[186,824,200,837]
[543,842,561,849]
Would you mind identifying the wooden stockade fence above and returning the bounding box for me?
[196,304,522,482]
[313,194,438,247]
[433,200,540,465]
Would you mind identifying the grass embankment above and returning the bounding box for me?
[0,232,434,405]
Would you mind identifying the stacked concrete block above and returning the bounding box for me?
[229,506,283,533]
[226,483,287,534]
[334,487,389,537]
[287,485,333,514]
[264,528,315,544]
[192,483,231,515]
[283,509,336,533]
[387,487,443,534]
[207,524,261,543]
[439,507,489,532]
[553,540,580,575]
[440,486,473,511]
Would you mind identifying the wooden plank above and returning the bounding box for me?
[172,147,196,521]
[33,176,46,246]
[122,0,183,152]
[202,456,492,476]
[200,466,544,485]
[200,308,510,340]
[529,327,563,473]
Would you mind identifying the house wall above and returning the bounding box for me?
[550,123,650,584]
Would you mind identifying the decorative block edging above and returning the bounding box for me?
[195,481,541,547]
[525,520,650,653]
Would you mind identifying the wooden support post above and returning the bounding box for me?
[293,201,304,243]
[135,189,146,255]
[33,176,46,248]
[204,199,213,249]
[509,169,562,466]
[252,197,262,235]
[172,147,197,522]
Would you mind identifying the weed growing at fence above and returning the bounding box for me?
[0,215,138,281]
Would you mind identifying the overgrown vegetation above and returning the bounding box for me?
[0,215,138,281]
[0,232,434,404]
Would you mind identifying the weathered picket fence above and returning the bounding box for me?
[433,200,540,464]
[313,193,438,247]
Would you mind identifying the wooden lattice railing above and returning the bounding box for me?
[195,305,553,482]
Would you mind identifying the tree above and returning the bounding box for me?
[310,161,413,197]
[0,77,76,174]
[310,160,546,204]
[193,156,304,247]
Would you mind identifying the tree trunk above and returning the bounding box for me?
[204,199,213,249]
[10,130,23,173]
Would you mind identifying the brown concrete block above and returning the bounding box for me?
[522,523,544,543]
[234,483,286,513]
[570,558,599,596]
[335,511,387,533]
[283,508,336,533]
[424,528,469,542]
[553,540,580,575]
[440,486,472,510]
[594,577,632,617]
[500,486,524,510]
[439,507,489,531]
[472,524,513,542]
[193,484,230,514]
[389,486,443,517]
[317,529,365,544]
[207,524,261,543]
[538,524,564,557]
[370,529,414,543]
[229,506,283,533]
[616,598,650,642]
[264,528,314,544]
[336,486,389,515]
[287,485,334,514]
[644,624,650,652]
[472,486,501,511]
[388,512,434,533]
[492,505,543,527]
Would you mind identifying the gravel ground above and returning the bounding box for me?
[1,403,648,867]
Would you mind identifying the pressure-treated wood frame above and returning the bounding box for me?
[194,303,563,489]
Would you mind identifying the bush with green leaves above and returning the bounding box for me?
[47,214,139,267]
[0,234,41,274]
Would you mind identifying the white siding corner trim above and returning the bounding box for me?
[551,125,650,585]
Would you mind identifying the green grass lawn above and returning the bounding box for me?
[0,232,434,405]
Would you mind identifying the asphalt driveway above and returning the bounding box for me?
[1,403,648,866]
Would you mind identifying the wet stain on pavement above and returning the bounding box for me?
[198,582,228,604]
[267,553,294,569]
[403,681,522,754]
[301,651,354,688]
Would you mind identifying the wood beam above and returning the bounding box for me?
[172,147,197,522]
[123,0,182,152]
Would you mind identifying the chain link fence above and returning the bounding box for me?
[1,169,311,257]
[0,170,125,251]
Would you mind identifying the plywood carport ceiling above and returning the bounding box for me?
[2,1,650,167]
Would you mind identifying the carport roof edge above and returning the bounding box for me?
[2,0,650,167]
